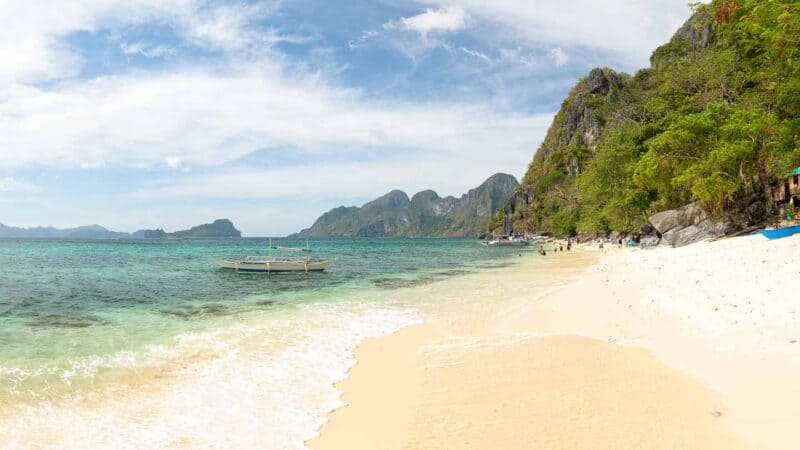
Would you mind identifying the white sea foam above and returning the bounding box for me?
[0,302,419,449]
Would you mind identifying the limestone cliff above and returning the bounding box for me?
[501,67,625,233]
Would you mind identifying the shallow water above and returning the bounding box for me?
[0,237,529,448]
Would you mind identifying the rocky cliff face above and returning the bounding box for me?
[502,67,625,233]
[294,173,518,237]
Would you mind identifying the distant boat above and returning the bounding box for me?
[481,236,530,247]
[217,238,332,273]
[757,224,800,240]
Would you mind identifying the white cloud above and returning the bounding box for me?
[549,47,568,68]
[165,156,184,169]
[0,64,550,171]
[182,3,271,51]
[460,47,492,64]
[120,41,176,58]
[80,161,106,169]
[418,0,693,68]
[0,177,40,193]
[348,30,379,50]
[386,6,469,37]
[498,47,537,69]
[0,1,196,84]
[0,1,286,86]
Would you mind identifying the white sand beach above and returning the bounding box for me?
[311,234,800,449]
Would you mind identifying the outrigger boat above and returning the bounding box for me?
[480,235,530,247]
[217,238,332,273]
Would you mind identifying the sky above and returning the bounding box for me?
[0,0,694,236]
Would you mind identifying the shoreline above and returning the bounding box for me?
[0,239,530,449]
[310,235,800,449]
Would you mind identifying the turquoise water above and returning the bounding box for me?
[0,237,524,406]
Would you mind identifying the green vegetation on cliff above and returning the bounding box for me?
[499,0,800,236]
[295,173,518,237]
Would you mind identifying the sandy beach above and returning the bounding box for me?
[310,234,800,449]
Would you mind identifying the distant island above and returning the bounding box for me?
[293,173,518,238]
[0,219,241,239]
[132,219,241,239]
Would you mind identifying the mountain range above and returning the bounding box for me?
[0,219,241,239]
[293,173,518,237]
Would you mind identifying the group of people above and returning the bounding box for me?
[597,236,638,250]
[537,239,572,256]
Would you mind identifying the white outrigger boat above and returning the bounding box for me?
[480,235,530,247]
[217,238,332,273]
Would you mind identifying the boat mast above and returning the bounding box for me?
[269,236,272,258]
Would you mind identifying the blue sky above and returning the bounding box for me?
[0,0,693,236]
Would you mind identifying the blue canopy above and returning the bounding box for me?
[793,166,800,176]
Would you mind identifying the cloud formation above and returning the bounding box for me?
[0,1,195,83]
[417,0,690,68]
[120,42,176,58]
[0,68,546,170]
[386,6,469,37]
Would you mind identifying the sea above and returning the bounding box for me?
[0,237,526,448]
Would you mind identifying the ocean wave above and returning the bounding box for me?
[0,301,420,449]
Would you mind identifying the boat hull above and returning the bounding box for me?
[481,241,530,247]
[217,259,331,272]
[758,224,800,240]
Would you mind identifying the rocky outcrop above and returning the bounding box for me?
[647,203,738,247]
[649,203,709,235]
[294,173,518,237]
[639,236,661,249]
[661,217,737,247]
[554,68,623,160]
[671,8,714,50]
[136,219,241,238]
[502,67,624,233]
[169,219,241,238]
